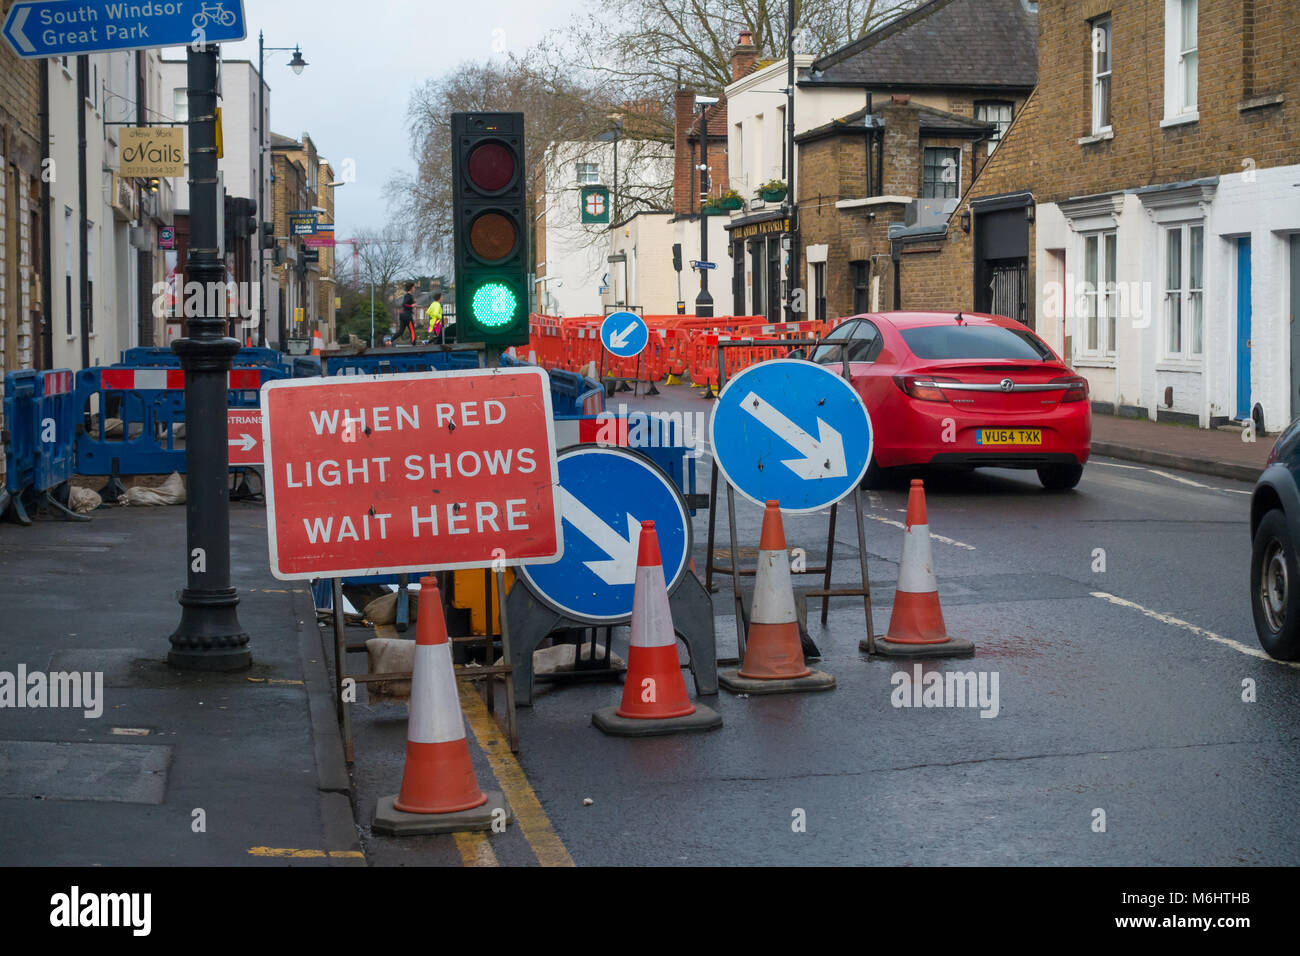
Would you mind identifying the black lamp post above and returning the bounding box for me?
[168,45,250,671]
[694,95,718,319]
[257,33,307,349]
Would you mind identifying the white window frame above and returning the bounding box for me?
[575,162,599,185]
[976,101,1014,153]
[1162,222,1204,360]
[1163,0,1198,123]
[1091,16,1113,135]
[1077,230,1118,360]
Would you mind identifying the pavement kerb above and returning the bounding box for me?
[1090,441,1263,485]
[294,585,365,866]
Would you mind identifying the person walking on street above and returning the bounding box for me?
[426,292,444,343]
[396,281,418,345]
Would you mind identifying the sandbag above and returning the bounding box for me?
[365,637,413,704]
[361,590,418,626]
[69,486,102,514]
[118,472,186,506]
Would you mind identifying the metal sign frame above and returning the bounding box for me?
[704,339,877,657]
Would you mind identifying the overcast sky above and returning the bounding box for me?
[170,0,578,249]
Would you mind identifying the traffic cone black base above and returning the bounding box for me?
[373,790,511,836]
[718,667,836,695]
[862,635,975,659]
[592,704,722,737]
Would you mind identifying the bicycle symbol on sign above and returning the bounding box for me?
[192,2,236,29]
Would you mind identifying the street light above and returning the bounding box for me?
[258,31,307,349]
[694,95,718,320]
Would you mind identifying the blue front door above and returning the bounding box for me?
[1237,237,1253,420]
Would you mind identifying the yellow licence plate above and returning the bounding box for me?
[977,428,1042,446]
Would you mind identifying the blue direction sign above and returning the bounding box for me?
[518,446,691,623]
[690,260,717,270]
[3,0,246,58]
[710,359,873,513]
[600,310,649,359]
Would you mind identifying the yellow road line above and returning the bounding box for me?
[458,683,575,867]
[247,847,366,859]
[453,830,500,867]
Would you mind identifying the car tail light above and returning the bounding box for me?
[893,375,958,402]
[1051,375,1090,403]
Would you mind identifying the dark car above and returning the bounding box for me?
[1250,418,1300,660]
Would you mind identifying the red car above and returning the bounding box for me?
[809,311,1092,490]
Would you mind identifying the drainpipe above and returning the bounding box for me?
[40,60,52,369]
[891,237,902,310]
[77,56,90,369]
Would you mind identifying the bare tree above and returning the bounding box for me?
[353,224,419,317]
[387,53,678,274]
[551,0,927,98]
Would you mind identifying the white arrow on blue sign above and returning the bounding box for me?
[709,359,873,513]
[3,0,246,58]
[600,310,649,359]
[518,446,691,623]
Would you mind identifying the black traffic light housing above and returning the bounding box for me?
[261,221,275,249]
[451,112,528,348]
[672,243,683,272]
[223,196,258,248]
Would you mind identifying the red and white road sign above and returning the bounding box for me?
[260,367,563,580]
[227,409,263,466]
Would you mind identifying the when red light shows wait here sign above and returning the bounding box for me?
[261,368,563,579]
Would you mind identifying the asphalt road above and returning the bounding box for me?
[491,387,1300,866]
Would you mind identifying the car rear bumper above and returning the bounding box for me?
[872,399,1092,469]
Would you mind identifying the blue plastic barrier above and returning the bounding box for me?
[4,368,84,523]
[324,349,482,377]
[553,412,698,511]
[118,346,287,370]
[3,369,39,500]
[74,366,284,477]
[548,368,605,417]
[35,370,78,493]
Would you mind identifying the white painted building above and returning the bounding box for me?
[46,48,171,371]
[1035,167,1300,430]
[535,138,673,317]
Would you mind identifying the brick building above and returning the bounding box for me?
[794,0,1038,323]
[896,0,1300,431]
[0,4,42,379]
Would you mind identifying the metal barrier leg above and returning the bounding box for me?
[669,571,718,696]
[395,573,410,633]
[6,491,32,526]
[506,583,568,707]
[105,459,128,502]
[41,483,90,522]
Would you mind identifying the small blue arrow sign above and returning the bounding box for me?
[709,359,873,513]
[518,446,691,623]
[4,0,246,58]
[600,310,649,359]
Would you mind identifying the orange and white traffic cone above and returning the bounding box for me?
[373,578,512,835]
[720,501,835,694]
[866,480,974,658]
[593,521,722,736]
[311,331,325,355]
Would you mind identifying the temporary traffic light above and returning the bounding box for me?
[451,112,528,348]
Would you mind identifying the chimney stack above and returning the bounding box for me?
[673,88,696,216]
[730,30,758,82]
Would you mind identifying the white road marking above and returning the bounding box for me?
[1091,460,1253,495]
[866,514,976,550]
[1090,591,1300,670]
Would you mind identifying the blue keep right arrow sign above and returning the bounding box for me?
[709,359,873,513]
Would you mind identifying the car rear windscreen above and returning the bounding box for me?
[900,324,1053,361]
